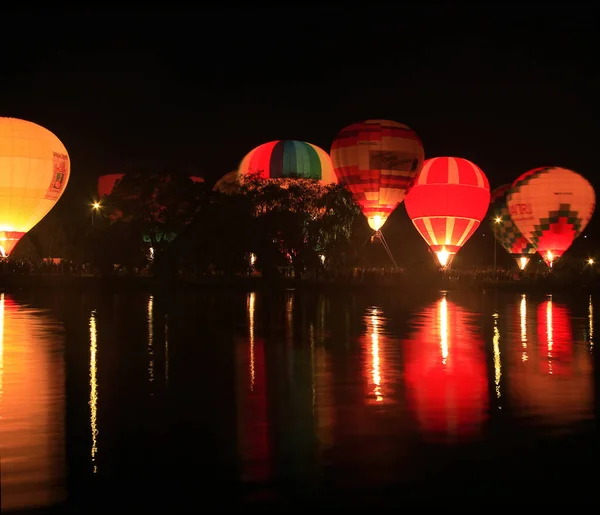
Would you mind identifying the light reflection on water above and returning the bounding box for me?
[0,293,66,512]
[0,289,597,510]
[403,292,489,442]
[503,293,594,430]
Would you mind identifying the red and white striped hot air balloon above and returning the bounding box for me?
[404,157,491,268]
[330,119,424,231]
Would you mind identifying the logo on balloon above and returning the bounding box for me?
[509,202,533,218]
[44,152,69,200]
[370,151,418,172]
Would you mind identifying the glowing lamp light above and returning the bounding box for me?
[494,217,501,224]
[588,258,594,265]
[518,257,530,270]
[369,215,383,232]
[92,202,100,210]
[436,248,451,268]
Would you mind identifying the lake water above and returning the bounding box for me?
[1,287,598,512]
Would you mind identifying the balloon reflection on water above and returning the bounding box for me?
[0,293,66,512]
[403,293,489,441]
[506,294,593,427]
[537,296,573,376]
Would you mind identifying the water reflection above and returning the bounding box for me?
[236,292,271,484]
[165,312,170,385]
[507,295,594,428]
[313,316,334,453]
[0,293,66,512]
[89,309,99,473]
[493,311,502,402]
[403,293,489,441]
[520,294,529,362]
[1,288,596,509]
[147,295,155,391]
[538,295,572,376]
[588,295,594,349]
[365,306,385,403]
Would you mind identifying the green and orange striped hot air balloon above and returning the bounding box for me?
[237,140,337,185]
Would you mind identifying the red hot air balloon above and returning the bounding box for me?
[97,174,125,199]
[404,157,491,268]
[330,119,424,232]
[506,167,595,268]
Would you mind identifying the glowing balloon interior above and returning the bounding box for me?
[238,140,337,185]
[489,184,537,270]
[404,157,490,268]
[331,119,424,231]
[507,167,596,267]
[0,117,70,257]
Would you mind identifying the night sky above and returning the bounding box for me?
[1,6,598,260]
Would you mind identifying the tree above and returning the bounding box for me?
[240,174,362,277]
[10,234,42,263]
[104,170,207,277]
[178,190,256,276]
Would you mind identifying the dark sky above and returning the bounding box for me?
[1,6,598,213]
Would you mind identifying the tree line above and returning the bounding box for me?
[11,171,377,279]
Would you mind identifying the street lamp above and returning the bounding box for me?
[91,201,101,227]
[493,216,501,274]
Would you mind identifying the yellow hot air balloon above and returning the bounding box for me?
[0,117,70,257]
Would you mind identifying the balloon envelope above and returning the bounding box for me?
[506,167,595,267]
[98,173,124,198]
[330,119,424,231]
[404,157,490,268]
[0,117,70,257]
[489,184,537,270]
[238,140,337,185]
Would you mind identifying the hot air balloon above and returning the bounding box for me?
[0,118,70,257]
[238,140,337,185]
[506,167,596,268]
[489,184,537,270]
[330,119,424,232]
[404,157,490,268]
[98,173,125,198]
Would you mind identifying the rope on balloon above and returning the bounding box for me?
[371,229,399,269]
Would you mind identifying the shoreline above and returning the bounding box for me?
[1,273,598,294]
